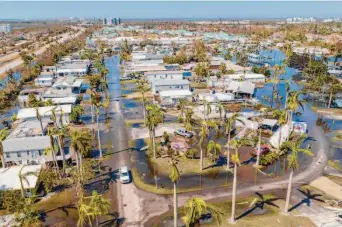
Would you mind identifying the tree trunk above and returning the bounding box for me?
[256,128,261,166]
[226,126,231,171]
[173,182,178,227]
[230,160,238,223]
[97,114,102,158]
[328,91,333,108]
[58,136,66,174]
[152,129,156,159]
[284,169,294,214]
[75,150,80,172]
[142,97,146,124]
[19,176,25,198]
[1,154,5,168]
[39,118,45,136]
[200,146,203,171]
[91,104,95,123]
[50,144,61,179]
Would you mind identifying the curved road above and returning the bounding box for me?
[106,56,329,226]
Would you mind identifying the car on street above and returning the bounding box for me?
[119,166,130,183]
[174,128,194,138]
[337,212,342,224]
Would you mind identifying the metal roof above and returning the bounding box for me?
[3,136,51,152]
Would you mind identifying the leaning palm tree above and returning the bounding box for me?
[224,113,243,171]
[0,128,8,168]
[229,136,248,224]
[136,83,150,123]
[207,140,222,162]
[169,158,180,227]
[18,165,38,198]
[281,135,313,214]
[182,197,223,227]
[145,104,164,159]
[70,129,93,172]
[34,107,45,136]
[88,190,110,226]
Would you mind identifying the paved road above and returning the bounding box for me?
[103,56,144,226]
[291,190,341,227]
[104,56,332,226]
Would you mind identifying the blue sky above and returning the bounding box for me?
[1,1,342,20]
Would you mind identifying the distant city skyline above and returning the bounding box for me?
[1,1,342,20]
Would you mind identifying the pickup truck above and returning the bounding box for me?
[174,128,194,138]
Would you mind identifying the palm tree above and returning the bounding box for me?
[224,113,243,171]
[0,128,8,168]
[229,136,248,224]
[20,52,34,78]
[46,128,61,179]
[136,83,150,123]
[94,101,103,158]
[169,158,180,227]
[281,135,313,214]
[88,190,110,226]
[34,107,45,136]
[52,125,69,174]
[182,197,223,227]
[77,193,94,227]
[184,108,194,131]
[145,104,164,159]
[217,102,225,121]
[202,100,211,120]
[199,120,209,171]
[327,83,342,108]
[286,91,305,136]
[70,129,93,172]
[18,165,38,198]
[207,140,222,162]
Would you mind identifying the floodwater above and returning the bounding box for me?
[114,49,342,190]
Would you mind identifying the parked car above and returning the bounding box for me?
[253,144,270,156]
[119,166,130,183]
[337,212,342,224]
[174,128,193,138]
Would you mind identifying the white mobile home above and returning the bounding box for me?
[159,90,192,104]
[144,71,184,82]
[151,79,190,94]
[0,165,42,197]
[17,105,72,126]
[34,73,54,87]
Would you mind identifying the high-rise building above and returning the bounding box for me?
[0,24,12,33]
[103,17,121,26]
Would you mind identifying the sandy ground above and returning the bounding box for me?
[310,176,342,200]
[0,27,85,76]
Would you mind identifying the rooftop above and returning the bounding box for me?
[144,70,183,76]
[17,105,72,119]
[152,79,190,86]
[3,136,51,152]
[0,165,42,191]
[7,120,49,139]
[159,90,192,97]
